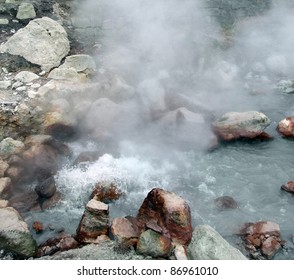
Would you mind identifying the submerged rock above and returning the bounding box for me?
[137,188,192,245]
[214,196,238,210]
[0,207,37,258]
[187,225,247,260]
[212,111,271,141]
[281,181,294,194]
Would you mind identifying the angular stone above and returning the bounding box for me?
[136,229,172,258]
[212,111,271,141]
[62,54,96,73]
[16,2,36,20]
[0,17,70,72]
[0,177,11,198]
[110,217,140,247]
[241,221,280,237]
[188,225,247,260]
[261,236,281,259]
[76,199,109,243]
[0,207,37,258]
[137,188,192,245]
[174,244,188,260]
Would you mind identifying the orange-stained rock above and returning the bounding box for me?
[137,188,192,245]
[281,181,294,194]
[277,116,294,138]
[32,221,44,233]
[91,181,123,203]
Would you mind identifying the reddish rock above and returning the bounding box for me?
[110,217,140,247]
[212,111,271,141]
[91,181,123,203]
[281,181,294,194]
[58,236,79,251]
[33,221,44,233]
[76,199,109,243]
[137,188,192,245]
[277,117,294,138]
[240,221,282,259]
[214,196,238,210]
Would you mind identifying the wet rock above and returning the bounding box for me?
[32,221,44,234]
[0,17,70,72]
[136,229,172,258]
[187,225,247,260]
[0,177,11,198]
[16,2,36,20]
[281,181,294,194]
[214,196,238,210]
[35,176,56,199]
[0,137,25,160]
[0,207,37,258]
[91,181,123,203]
[277,117,294,139]
[0,160,9,177]
[14,71,39,83]
[212,111,271,141]
[76,199,109,243]
[58,235,79,252]
[73,151,100,166]
[137,188,192,245]
[110,217,140,248]
[240,221,282,259]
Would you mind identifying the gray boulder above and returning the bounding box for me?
[0,207,37,258]
[0,17,70,72]
[187,225,247,260]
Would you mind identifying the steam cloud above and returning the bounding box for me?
[72,0,294,156]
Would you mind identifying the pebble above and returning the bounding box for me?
[12,81,23,89]
[16,86,27,92]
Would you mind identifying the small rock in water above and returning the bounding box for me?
[32,221,44,233]
[277,117,294,139]
[281,181,294,194]
[214,196,238,210]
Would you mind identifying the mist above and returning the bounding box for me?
[70,0,294,157]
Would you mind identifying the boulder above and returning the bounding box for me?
[187,225,247,260]
[214,196,238,210]
[281,181,294,194]
[14,71,39,83]
[0,207,37,258]
[277,117,294,139]
[212,111,271,141]
[137,188,192,245]
[0,17,70,72]
[76,199,109,243]
[110,217,140,247]
[136,229,172,258]
[16,2,36,20]
[34,176,56,199]
[240,221,282,259]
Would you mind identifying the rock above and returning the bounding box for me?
[73,151,100,166]
[240,221,282,259]
[0,177,11,198]
[0,137,25,160]
[48,67,84,82]
[174,244,188,260]
[32,221,44,233]
[110,217,140,247]
[187,225,247,260]
[0,80,11,89]
[0,160,9,177]
[277,117,294,139]
[4,165,24,183]
[58,235,79,252]
[214,196,238,210]
[276,80,294,94]
[212,111,271,141]
[0,17,70,72]
[22,143,60,180]
[16,2,36,20]
[76,199,109,243]
[0,18,9,25]
[43,111,77,140]
[14,71,39,83]
[136,229,172,258]
[0,200,9,208]
[281,181,294,194]
[34,176,56,199]
[0,207,37,258]
[91,181,123,203]
[137,188,192,245]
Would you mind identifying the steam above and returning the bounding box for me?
[71,0,294,156]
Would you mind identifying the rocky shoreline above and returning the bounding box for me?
[1,0,294,260]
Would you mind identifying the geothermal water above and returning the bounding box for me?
[24,0,294,259]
